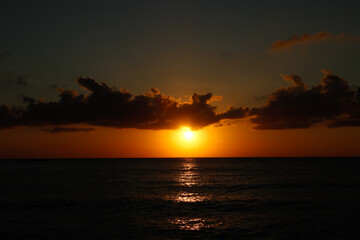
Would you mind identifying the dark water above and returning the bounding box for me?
[1,158,360,239]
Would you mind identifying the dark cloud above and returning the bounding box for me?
[1,75,30,87]
[214,121,232,128]
[0,52,30,87]
[0,51,13,60]
[269,32,360,52]
[0,77,247,131]
[218,106,250,120]
[14,76,29,86]
[42,127,95,133]
[251,71,360,129]
[217,51,233,59]
[254,94,269,101]
[50,83,67,89]
[1,71,360,131]
[0,105,21,129]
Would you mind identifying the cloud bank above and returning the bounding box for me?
[269,32,360,52]
[251,70,360,129]
[0,77,248,131]
[0,71,359,132]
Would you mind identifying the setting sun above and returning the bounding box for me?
[184,129,194,140]
[181,127,195,142]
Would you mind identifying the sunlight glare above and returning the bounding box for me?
[184,130,193,140]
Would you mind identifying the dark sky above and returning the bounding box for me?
[2,0,360,106]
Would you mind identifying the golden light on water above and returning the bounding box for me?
[179,160,198,187]
[169,218,223,231]
[176,160,205,202]
[168,159,221,230]
[174,192,207,203]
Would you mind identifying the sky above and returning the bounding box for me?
[1,0,360,158]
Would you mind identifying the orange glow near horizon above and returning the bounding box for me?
[170,127,208,157]
[1,123,360,158]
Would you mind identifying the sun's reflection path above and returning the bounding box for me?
[178,159,199,187]
[169,218,223,231]
[169,218,206,230]
[174,191,209,203]
[170,158,216,230]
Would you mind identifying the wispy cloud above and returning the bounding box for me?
[0,51,13,60]
[269,32,360,52]
[41,127,95,133]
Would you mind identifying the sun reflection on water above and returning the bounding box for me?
[176,159,208,202]
[179,160,199,187]
[169,218,223,231]
[174,191,209,203]
[170,218,207,230]
[168,159,217,230]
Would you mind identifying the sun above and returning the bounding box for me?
[184,130,193,140]
[171,126,207,154]
[181,127,195,141]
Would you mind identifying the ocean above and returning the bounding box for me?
[1,157,360,239]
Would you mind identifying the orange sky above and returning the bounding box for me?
[1,122,359,158]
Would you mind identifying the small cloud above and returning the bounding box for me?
[217,51,233,59]
[0,51,14,60]
[254,94,268,101]
[268,32,360,52]
[15,76,29,86]
[42,127,95,133]
[1,75,30,87]
[214,121,232,127]
[50,83,68,89]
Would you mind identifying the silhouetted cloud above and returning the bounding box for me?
[214,121,232,127]
[1,75,30,87]
[0,51,13,60]
[1,71,360,131]
[251,71,360,129]
[218,106,250,119]
[0,77,248,131]
[254,94,268,101]
[50,83,67,89]
[14,76,29,86]
[42,127,95,133]
[0,105,20,129]
[269,32,360,52]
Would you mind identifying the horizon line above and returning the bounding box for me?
[1,156,359,160]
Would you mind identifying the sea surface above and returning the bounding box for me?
[1,157,360,239]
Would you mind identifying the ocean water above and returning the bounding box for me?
[1,157,360,239]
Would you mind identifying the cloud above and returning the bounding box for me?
[251,71,360,129]
[1,72,360,131]
[0,105,20,129]
[50,83,67,89]
[1,75,30,87]
[13,76,29,86]
[41,127,95,133]
[0,51,13,60]
[269,32,360,52]
[0,77,249,131]
[254,94,268,101]
[0,52,30,87]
